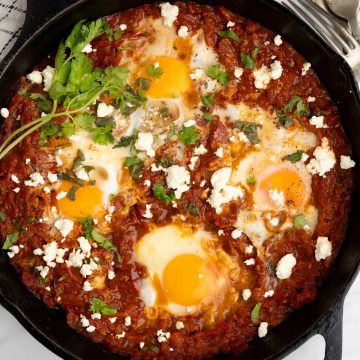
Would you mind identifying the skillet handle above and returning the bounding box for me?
[317,297,344,360]
[5,0,75,60]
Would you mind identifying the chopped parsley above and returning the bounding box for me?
[0,211,6,222]
[136,77,152,90]
[246,175,256,184]
[218,30,240,42]
[72,149,85,170]
[79,216,94,239]
[2,231,19,250]
[157,155,174,168]
[89,298,117,316]
[206,65,229,86]
[201,93,215,109]
[251,303,262,324]
[167,123,176,139]
[152,184,176,204]
[276,109,294,128]
[92,229,122,262]
[283,150,305,163]
[178,125,200,145]
[187,203,199,216]
[284,96,310,117]
[159,104,169,119]
[124,156,144,179]
[240,48,259,69]
[203,112,214,122]
[146,64,163,79]
[141,343,160,353]
[67,186,79,201]
[294,214,307,228]
[235,121,261,144]
[29,93,53,113]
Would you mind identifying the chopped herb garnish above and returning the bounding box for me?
[294,214,307,228]
[67,186,78,201]
[276,109,294,128]
[91,125,114,145]
[203,112,214,122]
[157,155,174,168]
[136,77,152,90]
[201,93,215,109]
[218,30,240,42]
[27,217,36,223]
[72,149,85,170]
[30,93,53,113]
[146,64,163,79]
[284,96,310,117]
[73,113,94,131]
[152,184,176,205]
[125,156,144,179]
[178,125,200,145]
[246,175,256,184]
[241,48,259,69]
[0,211,6,222]
[113,30,123,40]
[91,229,122,262]
[206,65,229,86]
[187,203,199,216]
[79,216,94,239]
[251,303,262,323]
[235,121,261,144]
[58,171,84,187]
[159,104,169,119]
[141,343,160,353]
[89,298,117,316]
[167,123,175,139]
[283,150,305,163]
[2,231,19,250]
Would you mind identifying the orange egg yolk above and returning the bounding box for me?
[57,180,103,219]
[162,254,217,306]
[139,56,191,98]
[259,168,307,209]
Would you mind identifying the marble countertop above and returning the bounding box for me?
[1,0,359,359]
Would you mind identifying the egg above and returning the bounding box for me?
[54,131,126,222]
[135,224,240,320]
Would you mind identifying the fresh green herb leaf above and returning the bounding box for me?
[58,171,84,187]
[79,216,94,239]
[27,217,35,223]
[178,125,200,145]
[152,184,176,205]
[72,149,85,170]
[91,125,114,145]
[61,121,76,137]
[206,65,229,86]
[125,156,143,166]
[203,112,214,122]
[252,47,259,59]
[114,134,135,148]
[284,96,301,113]
[73,113,94,131]
[157,155,174,168]
[246,175,256,184]
[167,123,175,139]
[141,343,160,353]
[67,186,78,201]
[159,104,169,119]
[235,121,261,144]
[113,30,123,40]
[40,121,59,143]
[89,298,117,316]
[91,229,122,262]
[187,203,199,216]
[241,49,258,69]
[284,96,309,117]
[30,93,53,113]
[294,214,307,228]
[251,303,262,323]
[218,30,240,42]
[201,94,215,109]
[136,77,152,90]
[2,231,19,250]
[276,109,294,128]
[0,211,6,222]
[124,156,144,179]
[283,150,305,163]
[146,64,163,79]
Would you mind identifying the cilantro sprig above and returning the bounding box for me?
[218,30,240,42]
[152,184,175,204]
[89,298,117,315]
[206,65,229,86]
[2,231,19,250]
[178,125,200,145]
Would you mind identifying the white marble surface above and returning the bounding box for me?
[1,0,360,359]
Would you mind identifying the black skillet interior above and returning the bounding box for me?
[0,1,360,359]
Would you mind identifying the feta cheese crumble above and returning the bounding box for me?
[276,253,296,279]
[166,165,190,199]
[231,229,242,239]
[227,21,235,27]
[306,138,336,177]
[194,144,208,155]
[268,189,285,207]
[234,67,243,79]
[157,329,171,343]
[54,219,74,238]
[42,65,55,91]
[253,61,283,89]
[0,108,9,118]
[124,316,132,326]
[160,2,179,27]
[340,155,355,169]
[309,115,327,128]
[178,25,189,38]
[119,24,127,31]
[135,132,155,157]
[47,172,58,183]
[264,290,274,298]
[242,289,252,300]
[190,68,204,80]
[27,70,42,84]
[83,281,93,292]
[315,236,332,261]
[143,204,153,219]
[274,34,283,46]
[82,44,93,53]
[175,321,184,330]
[244,258,255,266]
[301,62,311,75]
[24,172,45,187]
[188,156,199,171]
[215,147,224,158]
[258,322,269,338]
[97,102,114,117]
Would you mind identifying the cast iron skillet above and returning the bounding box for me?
[0,0,360,359]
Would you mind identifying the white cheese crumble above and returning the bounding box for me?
[66,249,86,268]
[124,316,132,326]
[244,258,255,266]
[315,236,332,261]
[7,245,20,259]
[309,115,327,128]
[24,172,45,187]
[276,253,296,279]
[97,102,114,117]
[116,331,126,338]
[86,325,96,333]
[108,270,116,280]
[109,317,117,324]
[340,155,355,169]
[75,167,90,181]
[13,187,20,193]
[54,219,74,238]
[175,321,184,330]
[36,265,49,278]
[80,315,90,328]
[11,174,20,183]
[47,172,58,183]
[1,108,9,118]
[301,62,311,75]
[143,204,153,219]
[274,34,283,46]
[234,67,243,79]
[78,236,91,256]
[194,144,208,155]
[188,156,199,171]
[82,44,93,53]
[242,289,252,300]
[139,342,145,349]
[91,313,101,320]
[80,259,98,278]
[160,2,179,27]
[27,70,43,84]
[218,229,225,236]
[270,60,283,80]
[56,191,67,200]
[253,65,271,89]
[190,68,204,80]
[144,179,151,187]
[258,322,269,338]
[135,132,155,157]
[42,65,55,91]
[307,96,316,102]
[178,25,189,38]
[245,245,254,254]
[184,119,196,127]
[306,137,336,177]
[119,23,127,31]
[227,21,235,27]
[43,187,51,194]
[25,158,31,165]
[264,290,274,298]
[207,167,244,213]
[166,165,190,199]
[83,281,93,292]
[215,147,224,158]
[157,329,171,343]
[231,229,242,239]
[268,189,285,207]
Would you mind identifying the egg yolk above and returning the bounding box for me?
[162,254,217,306]
[259,168,307,209]
[57,180,103,219]
[139,56,191,98]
